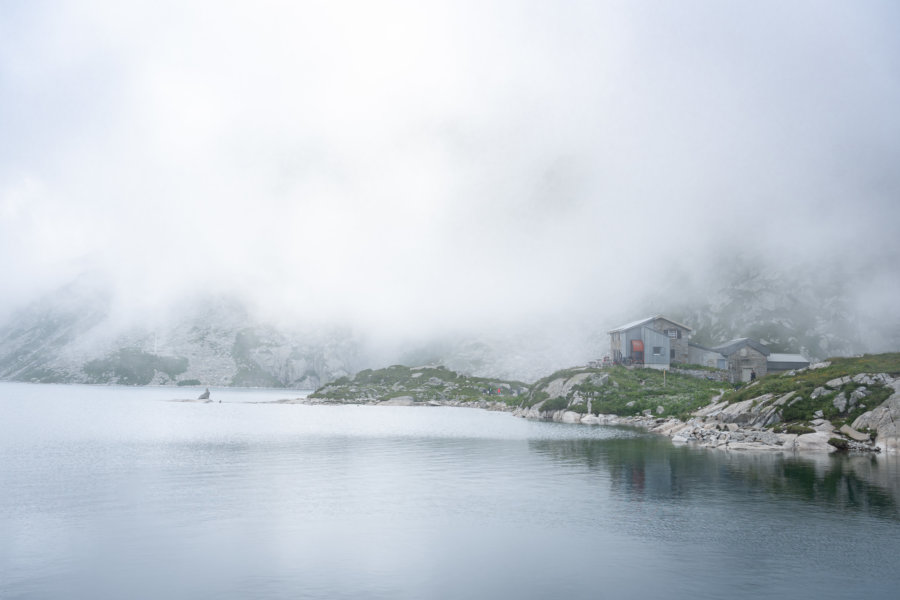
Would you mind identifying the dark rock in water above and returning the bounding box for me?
[198,387,210,400]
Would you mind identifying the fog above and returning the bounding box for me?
[2,1,899,355]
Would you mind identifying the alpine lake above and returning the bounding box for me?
[2,382,899,599]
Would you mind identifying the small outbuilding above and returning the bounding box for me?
[766,353,810,373]
[688,343,726,369]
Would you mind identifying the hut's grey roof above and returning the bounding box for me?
[711,338,771,357]
[608,315,692,334]
[766,353,809,364]
[688,342,719,352]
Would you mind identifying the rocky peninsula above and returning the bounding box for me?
[307,353,900,454]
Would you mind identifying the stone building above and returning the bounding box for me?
[687,343,726,369]
[712,338,770,383]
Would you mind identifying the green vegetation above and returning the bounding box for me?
[310,364,528,405]
[307,352,899,431]
[512,366,721,418]
[717,353,900,427]
[575,367,721,419]
[177,379,202,386]
[774,423,815,435]
[828,437,850,451]
[83,348,188,385]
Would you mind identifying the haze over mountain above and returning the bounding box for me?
[1,1,898,384]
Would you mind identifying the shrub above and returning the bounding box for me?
[540,397,569,412]
[828,437,850,451]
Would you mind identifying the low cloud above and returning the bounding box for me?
[1,1,898,350]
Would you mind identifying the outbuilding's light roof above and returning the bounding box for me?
[767,353,809,363]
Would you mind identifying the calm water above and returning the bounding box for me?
[2,382,900,599]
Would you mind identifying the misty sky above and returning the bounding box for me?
[2,1,899,338]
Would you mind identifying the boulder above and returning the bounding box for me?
[839,424,871,442]
[794,431,837,453]
[852,373,875,386]
[849,387,868,408]
[694,400,728,418]
[559,411,582,424]
[777,433,799,450]
[832,392,848,413]
[852,388,900,452]
[826,376,851,389]
[379,396,416,406]
[812,420,835,433]
[811,387,828,400]
[773,392,796,406]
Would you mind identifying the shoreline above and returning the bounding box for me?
[254,395,881,454]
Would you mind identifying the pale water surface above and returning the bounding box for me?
[2,382,899,599]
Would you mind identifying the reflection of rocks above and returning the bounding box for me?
[528,435,900,519]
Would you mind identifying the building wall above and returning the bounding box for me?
[767,361,810,373]
[651,318,690,364]
[610,325,671,367]
[726,347,768,382]
[688,346,725,369]
[641,326,671,368]
[609,331,623,361]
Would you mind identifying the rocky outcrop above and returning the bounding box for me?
[514,371,898,454]
[851,380,900,453]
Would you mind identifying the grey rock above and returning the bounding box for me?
[852,373,874,386]
[849,387,868,408]
[826,376,851,389]
[378,396,415,406]
[656,405,665,415]
[839,424,871,442]
[833,392,848,413]
[851,382,900,453]
[812,420,835,433]
[795,431,837,453]
[811,387,828,400]
[814,410,824,418]
[773,392,796,406]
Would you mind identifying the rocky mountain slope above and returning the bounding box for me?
[0,280,359,388]
[651,257,898,359]
[1,254,897,387]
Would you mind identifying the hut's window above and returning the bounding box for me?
[652,346,663,356]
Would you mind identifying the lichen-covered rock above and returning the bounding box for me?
[833,392,848,413]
